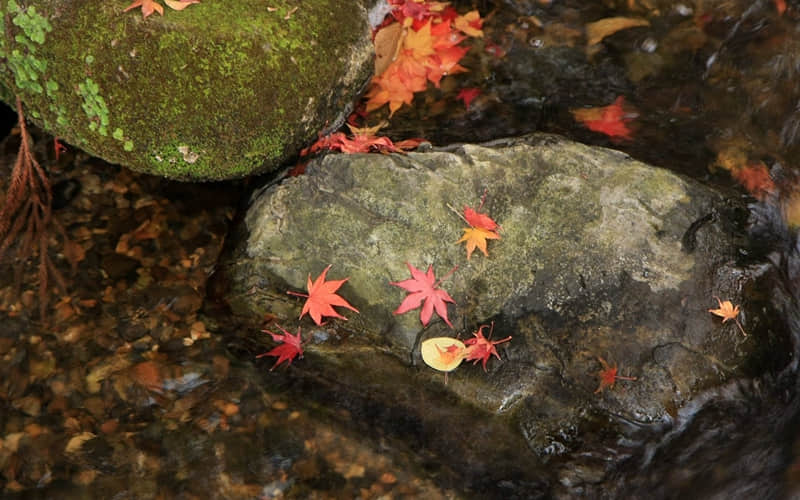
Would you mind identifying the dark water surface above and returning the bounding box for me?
[1,0,799,498]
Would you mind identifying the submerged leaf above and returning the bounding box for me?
[585,17,650,46]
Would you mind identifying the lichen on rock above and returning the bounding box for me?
[0,0,377,180]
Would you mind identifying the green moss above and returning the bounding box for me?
[0,0,373,180]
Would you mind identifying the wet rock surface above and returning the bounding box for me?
[221,134,789,465]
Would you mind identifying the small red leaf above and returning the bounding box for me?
[463,323,511,371]
[256,324,305,371]
[456,87,481,110]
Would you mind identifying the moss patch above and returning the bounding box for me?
[0,0,374,180]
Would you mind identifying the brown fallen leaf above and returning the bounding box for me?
[374,22,404,76]
[585,17,650,46]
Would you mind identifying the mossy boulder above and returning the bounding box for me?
[0,0,378,180]
[218,134,788,459]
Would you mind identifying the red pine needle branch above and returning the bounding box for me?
[0,97,71,319]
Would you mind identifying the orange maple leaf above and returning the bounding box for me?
[595,356,637,393]
[124,0,164,17]
[256,324,305,371]
[287,265,359,326]
[463,323,511,371]
[457,227,500,259]
[391,262,457,327]
[708,296,747,336]
[455,203,501,258]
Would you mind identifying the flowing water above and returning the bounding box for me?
[1,0,800,498]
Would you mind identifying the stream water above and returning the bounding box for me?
[1,0,800,498]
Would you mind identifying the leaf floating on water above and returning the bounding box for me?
[571,96,636,141]
[585,17,650,46]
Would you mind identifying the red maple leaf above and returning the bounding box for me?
[594,356,637,393]
[456,87,481,110]
[287,265,359,326]
[463,206,498,231]
[463,323,511,371]
[571,96,636,141]
[391,262,457,327]
[256,324,305,371]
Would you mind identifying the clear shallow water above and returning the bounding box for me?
[1,0,799,498]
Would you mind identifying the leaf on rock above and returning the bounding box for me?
[420,337,465,371]
[463,323,511,371]
[457,227,500,259]
[124,0,199,18]
[164,0,200,10]
[391,262,456,327]
[300,122,425,156]
[123,0,164,18]
[256,324,305,371]
[456,204,500,259]
[708,296,747,336]
[594,356,636,393]
[287,265,359,326]
[571,96,636,141]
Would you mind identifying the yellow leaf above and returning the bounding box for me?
[404,21,436,60]
[456,227,500,259]
[421,337,465,372]
[585,17,650,46]
[454,10,483,38]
